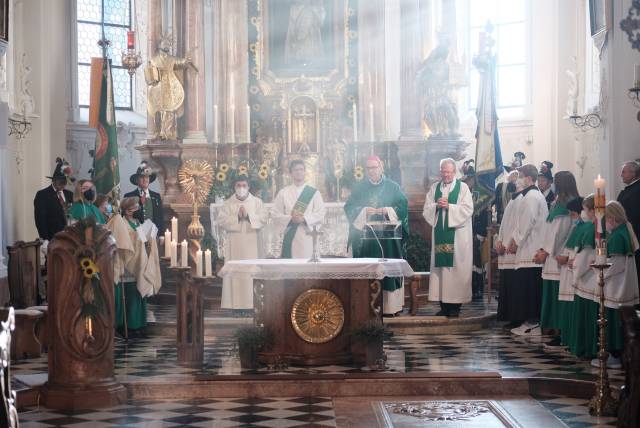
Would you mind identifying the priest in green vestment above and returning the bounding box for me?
[344,156,409,316]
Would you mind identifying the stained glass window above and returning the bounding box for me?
[77,0,132,109]
[464,0,529,113]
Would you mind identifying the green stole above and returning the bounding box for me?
[564,220,584,250]
[281,185,317,258]
[433,180,461,267]
[546,204,569,222]
[607,223,634,256]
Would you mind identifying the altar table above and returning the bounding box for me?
[219,258,414,366]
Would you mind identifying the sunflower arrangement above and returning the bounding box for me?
[208,161,273,202]
[354,165,364,181]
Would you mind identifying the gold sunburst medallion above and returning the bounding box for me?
[290,289,345,344]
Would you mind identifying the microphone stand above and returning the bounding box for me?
[365,221,386,262]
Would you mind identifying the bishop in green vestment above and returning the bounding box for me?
[344,156,409,316]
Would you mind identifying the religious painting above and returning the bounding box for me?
[0,0,8,43]
[589,0,610,37]
[264,0,342,78]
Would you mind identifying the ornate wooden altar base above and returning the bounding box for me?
[256,278,378,366]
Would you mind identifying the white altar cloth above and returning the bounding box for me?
[218,258,414,281]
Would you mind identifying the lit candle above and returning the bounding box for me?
[170,240,178,267]
[352,103,358,142]
[635,64,640,89]
[230,104,235,144]
[369,103,375,141]
[127,30,135,50]
[181,240,188,268]
[246,104,251,143]
[195,250,203,277]
[164,230,171,257]
[594,174,605,190]
[213,104,219,143]
[171,217,178,243]
[205,249,212,277]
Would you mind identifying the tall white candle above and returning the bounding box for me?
[230,104,236,144]
[171,217,178,243]
[205,249,212,277]
[246,104,251,143]
[170,240,177,267]
[195,250,203,277]
[181,240,188,268]
[230,72,235,106]
[594,174,605,190]
[635,64,640,89]
[352,103,358,142]
[164,230,171,257]
[213,104,219,142]
[369,103,375,141]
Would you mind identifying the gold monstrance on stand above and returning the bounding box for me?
[178,159,214,261]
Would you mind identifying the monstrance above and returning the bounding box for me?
[178,159,214,260]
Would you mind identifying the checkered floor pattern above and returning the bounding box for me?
[19,397,337,427]
[536,396,618,428]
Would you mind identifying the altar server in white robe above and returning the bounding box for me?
[423,158,474,317]
[218,176,268,312]
[495,191,522,324]
[272,159,326,258]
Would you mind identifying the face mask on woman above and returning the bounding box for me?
[580,210,590,222]
[105,204,113,215]
[83,189,95,201]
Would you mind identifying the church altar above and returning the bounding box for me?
[219,258,414,366]
[210,202,350,260]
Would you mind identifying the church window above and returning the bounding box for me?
[463,0,529,116]
[76,0,133,110]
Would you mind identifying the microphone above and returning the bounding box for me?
[365,222,386,262]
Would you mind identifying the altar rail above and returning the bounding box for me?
[209,202,350,259]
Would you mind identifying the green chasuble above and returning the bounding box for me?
[281,185,318,258]
[69,201,106,224]
[344,177,409,292]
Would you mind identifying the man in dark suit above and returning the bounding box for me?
[617,160,640,305]
[34,158,75,241]
[124,162,164,232]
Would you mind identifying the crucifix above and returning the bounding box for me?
[293,104,315,153]
[306,225,323,263]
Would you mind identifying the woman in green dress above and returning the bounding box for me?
[114,196,148,338]
[69,179,105,224]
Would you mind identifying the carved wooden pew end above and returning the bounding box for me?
[0,307,43,360]
[26,305,49,351]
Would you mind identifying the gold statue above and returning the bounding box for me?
[145,34,199,140]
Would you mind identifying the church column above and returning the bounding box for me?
[398,0,423,140]
[147,0,162,138]
[181,0,207,144]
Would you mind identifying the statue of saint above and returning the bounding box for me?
[417,38,460,137]
[284,0,326,65]
[145,35,198,140]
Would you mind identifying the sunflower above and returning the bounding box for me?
[80,258,100,279]
[238,165,248,175]
[219,163,230,173]
[216,171,227,182]
[355,165,364,174]
[80,257,92,269]
[258,169,269,180]
[354,170,364,181]
[259,163,269,172]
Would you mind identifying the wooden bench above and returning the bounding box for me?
[26,305,49,351]
[618,306,640,428]
[0,308,43,360]
[7,240,43,308]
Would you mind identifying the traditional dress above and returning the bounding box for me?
[539,203,573,330]
[108,214,161,332]
[512,186,548,323]
[496,193,522,321]
[272,184,326,258]
[344,176,409,315]
[69,201,106,224]
[423,179,474,309]
[218,193,268,309]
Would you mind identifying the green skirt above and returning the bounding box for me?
[540,280,563,330]
[115,282,147,331]
[566,295,622,358]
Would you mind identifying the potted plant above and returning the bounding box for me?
[234,326,273,369]
[351,320,387,368]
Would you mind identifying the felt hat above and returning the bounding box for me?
[46,157,75,182]
[461,159,476,179]
[539,161,554,181]
[129,161,157,186]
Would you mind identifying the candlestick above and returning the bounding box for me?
[230,104,236,144]
[369,103,375,141]
[246,104,251,143]
[213,104,219,143]
[594,174,605,190]
[195,250,203,277]
[352,103,358,142]
[205,249,212,277]
[181,240,188,268]
[170,240,178,267]
[171,217,178,242]
[635,64,640,89]
[127,30,135,50]
[164,230,171,257]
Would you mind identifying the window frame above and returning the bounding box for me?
[76,0,134,111]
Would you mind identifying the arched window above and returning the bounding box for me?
[76,0,133,110]
[462,0,530,117]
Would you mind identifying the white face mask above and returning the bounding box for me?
[236,188,249,199]
[580,210,590,222]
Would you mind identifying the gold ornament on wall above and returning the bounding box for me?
[290,289,344,344]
